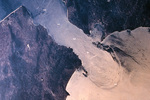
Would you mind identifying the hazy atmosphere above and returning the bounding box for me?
[0,0,150,100]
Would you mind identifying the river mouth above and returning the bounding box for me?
[1,0,150,100]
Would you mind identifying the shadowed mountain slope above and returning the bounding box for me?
[65,0,150,38]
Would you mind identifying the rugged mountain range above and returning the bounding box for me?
[0,0,150,100]
[0,6,81,100]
